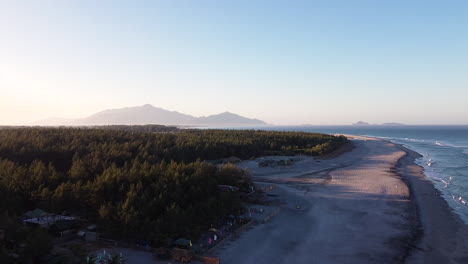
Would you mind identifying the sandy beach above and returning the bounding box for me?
[210,136,468,264]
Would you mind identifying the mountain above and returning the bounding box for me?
[34,105,268,126]
[72,104,197,126]
[198,112,266,126]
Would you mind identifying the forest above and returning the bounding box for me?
[0,127,347,261]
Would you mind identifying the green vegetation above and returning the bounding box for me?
[0,213,53,264]
[0,127,347,260]
[88,124,179,133]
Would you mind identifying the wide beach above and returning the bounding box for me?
[211,136,468,264]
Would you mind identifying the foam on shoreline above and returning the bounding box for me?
[389,142,468,263]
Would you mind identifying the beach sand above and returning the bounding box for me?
[210,136,468,263]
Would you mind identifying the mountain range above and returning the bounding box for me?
[34,104,268,126]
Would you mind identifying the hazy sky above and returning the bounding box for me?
[1,0,467,125]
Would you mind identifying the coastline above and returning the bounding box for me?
[211,135,468,264]
[395,143,468,263]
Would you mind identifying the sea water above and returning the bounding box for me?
[226,125,468,223]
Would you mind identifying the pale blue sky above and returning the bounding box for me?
[1,0,467,125]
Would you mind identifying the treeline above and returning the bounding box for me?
[88,124,179,133]
[0,128,347,170]
[0,127,347,243]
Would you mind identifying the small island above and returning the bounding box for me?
[352,121,371,126]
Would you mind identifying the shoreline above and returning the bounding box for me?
[393,144,424,261]
[345,135,468,262]
[212,135,468,264]
[394,143,468,263]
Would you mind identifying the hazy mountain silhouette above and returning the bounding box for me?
[73,104,197,125]
[34,104,268,126]
[198,112,266,126]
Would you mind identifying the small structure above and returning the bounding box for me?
[173,238,191,249]
[23,209,79,237]
[24,208,49,219]
[77,231,85,238]
[77,230,98,241]
[170,238,193,262]
[203,256,221,264]
[49,219,77,236]
[23,214,77,229]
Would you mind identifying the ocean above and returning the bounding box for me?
[229,125,468,223]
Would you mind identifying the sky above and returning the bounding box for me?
[1,0,467,125]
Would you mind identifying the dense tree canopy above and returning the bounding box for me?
[0,127,347,245]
